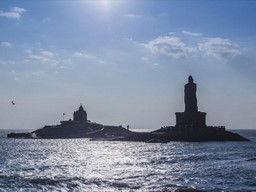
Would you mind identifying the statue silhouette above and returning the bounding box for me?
[176,76,206,128]
[185,75,198,113]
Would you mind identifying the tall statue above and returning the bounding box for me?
[184,76,198,113]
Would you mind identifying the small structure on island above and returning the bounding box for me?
[60,104,88,126]
[175,76,207,131]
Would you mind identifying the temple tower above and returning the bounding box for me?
[175,76,206,128]
[73,105,87,123]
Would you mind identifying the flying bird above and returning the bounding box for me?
[12,101,15,105]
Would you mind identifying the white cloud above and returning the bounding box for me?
[143,33,242,62]
[31,71,45,77]
[122,37,138,44]
[168,32,176,35]
[0,6,26,19]
[198,37,241,60]
[1,41,12,47]
[182,30,203,36]
[73,51,105,64]
[24,49,32,54]
[0,60,16,65]
[123,14,143,18]
[27,50,57,63]
[10,7,26,13]
[141,57,149,62]
[144,36,195,59]
[73,52,88,58]
[40,51,55,58]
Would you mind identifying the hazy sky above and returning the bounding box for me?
[0,0,256,130]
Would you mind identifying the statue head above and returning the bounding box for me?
[188,75,193,83]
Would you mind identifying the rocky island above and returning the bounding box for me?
[7,105,133,140]
[8,76,249,142]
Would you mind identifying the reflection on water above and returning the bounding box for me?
[0,130,256,191]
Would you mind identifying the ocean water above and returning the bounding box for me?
[0,129,255,192]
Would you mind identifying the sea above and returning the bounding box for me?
[0,129,255,192]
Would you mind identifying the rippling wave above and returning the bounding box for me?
[0,130,256,191]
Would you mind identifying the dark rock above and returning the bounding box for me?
[7,132,32,138]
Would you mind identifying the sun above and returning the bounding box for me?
[99,0,122,13]
[101,0,111,12]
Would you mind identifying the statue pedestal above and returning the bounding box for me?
[175,111,206,128]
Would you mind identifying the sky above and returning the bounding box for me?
[0,0,256,130]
